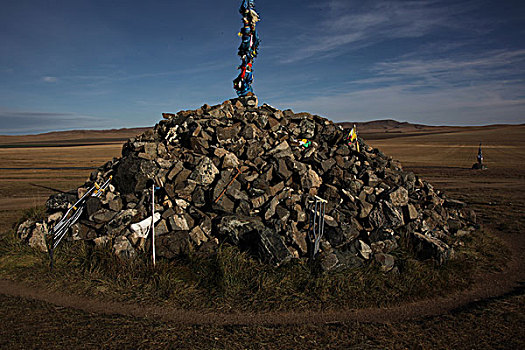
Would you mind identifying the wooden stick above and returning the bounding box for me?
[214,167,242,204]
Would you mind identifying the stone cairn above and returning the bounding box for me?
[17,95,478,272]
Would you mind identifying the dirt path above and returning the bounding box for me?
[1,226,523,326]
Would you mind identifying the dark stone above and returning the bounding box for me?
[115,156,158,194]
[277,158,292,180]
[325,220,360,248]
[411,232,453,265]
[383,201,405,228]
[369,228,395,242]
[318,251,339,271]
[275,205,290,221]
[370,240,398,254]
[91,209,117,224]
[374,253,395,272]
[85,197,102,217]
[106,209,138,236]
[167,161,184,181]
[364,171,379,187]
[174,168,192,184]
[192,186,206,207]
[218,215,264,245]
[267,117,280,131]
[217,124,242,142]
[108,196,123,212]
[213,194,235,213]
[369,203,386,228]
[258,228,292,266]
[321,158,336,173]
[156,231,192,259]
[236,200,251,215]
[444,198,467,209]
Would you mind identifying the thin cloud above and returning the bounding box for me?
[62,61,231,87]
[276,48,525,126]
[280,0,486,64]
[368,49,525,91]
[42,76,58,83]
[278,82,525,126]
[0,110,115,135]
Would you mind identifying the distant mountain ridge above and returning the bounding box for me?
[0,127,150,147]
[2,119,523,146]
[338,119,431,133]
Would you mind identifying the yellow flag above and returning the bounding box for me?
[349,127,357,142]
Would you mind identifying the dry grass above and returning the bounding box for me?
[0,123,521,312]
[0,213,509,313]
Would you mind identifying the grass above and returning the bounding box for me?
[0,206,511,313]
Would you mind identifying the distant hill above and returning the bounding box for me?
[2,119,522,147]
[338,119,433,133]
[0,127,150,147]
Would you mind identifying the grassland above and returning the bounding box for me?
[0,123,523,348]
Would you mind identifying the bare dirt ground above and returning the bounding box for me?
[0,123,524,348]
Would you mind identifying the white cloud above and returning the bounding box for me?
[277,82,525,126]
[276,48,525,126]
[42,76,58,83]
[280,0,486,64]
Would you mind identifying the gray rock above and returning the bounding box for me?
[405,203,419,221]
[258,228,292,266]
[115,157,158,194]
[325,220,360,248]
[383,201,405,228]
[218,215,264,245]
[190,157,219,186]
[168,214,191,231]
[167,161,184,181]
[412,232,453,265]
[46,192,77,211]
[290,222,308,255]
[17,219,35,241]
[108,196,123,212]
[301,168,322,189]
[268,141,292,158]
[94,236,110,247]
[389,187,409,207]
[91,209,117,224]
[113,236,136,259]
[29,223,48,252]
[364,171,379,187]
[359,201,373,218]
[369,203,386,228]
[222,152,240,169]
[213,194,235,213]
[154,219,169,236]
[189,226,208,246]
[370,240,398,254]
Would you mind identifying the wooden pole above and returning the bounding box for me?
[151,184,156,267]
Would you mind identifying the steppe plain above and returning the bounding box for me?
[0,121,523,349]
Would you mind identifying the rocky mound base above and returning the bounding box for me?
[17,95,478,272]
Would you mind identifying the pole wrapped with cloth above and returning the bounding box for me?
[233,0,260,96]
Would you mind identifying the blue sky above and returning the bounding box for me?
[1,0,524,134]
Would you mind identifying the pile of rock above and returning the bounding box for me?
[17,95,478,271]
